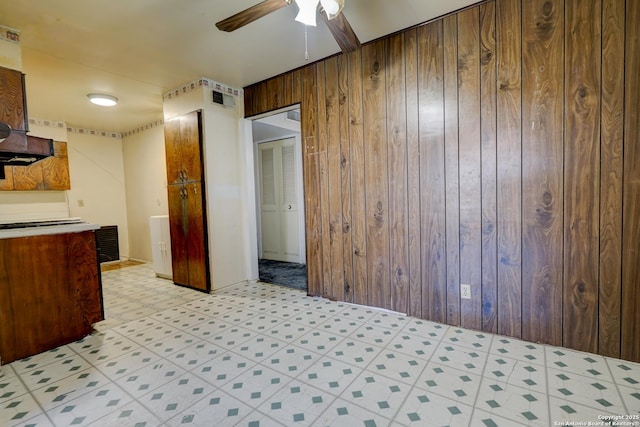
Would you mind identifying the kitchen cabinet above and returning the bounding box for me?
[0,65,28,130]
[164,111,203,184]
[149,215,173,279]
[0,141,70,191]
[0,229,103,364]
[164,111,210,292]
[0,65,62,185]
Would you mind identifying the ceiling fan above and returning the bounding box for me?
[215,0,360,53]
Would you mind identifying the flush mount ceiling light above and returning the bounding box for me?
[87,93,118,107]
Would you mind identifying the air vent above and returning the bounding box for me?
[96,225,119,263]
[286,109,301,122]
[212,90,235,108]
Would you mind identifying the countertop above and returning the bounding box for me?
[0,222,100,239]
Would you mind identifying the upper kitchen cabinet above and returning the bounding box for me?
[0,66,27,130]
[0,65,69,190]
[164,112,203,184]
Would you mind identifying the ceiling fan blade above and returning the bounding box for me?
[320,10,360,53]
[216,0,292,32]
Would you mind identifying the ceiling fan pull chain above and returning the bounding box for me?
[304,24,309,60]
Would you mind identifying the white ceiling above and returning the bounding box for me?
[0,0,478,133]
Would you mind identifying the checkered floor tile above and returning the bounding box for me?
[1,263,639,426]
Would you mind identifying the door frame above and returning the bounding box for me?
[241,105,305,281]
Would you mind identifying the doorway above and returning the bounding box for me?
[251,109,307,290]
[258,137,299,262]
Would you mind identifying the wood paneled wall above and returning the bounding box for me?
[243,0,640,362]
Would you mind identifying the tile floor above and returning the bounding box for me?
[1,263,639,426]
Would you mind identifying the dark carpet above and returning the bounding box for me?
[258,259,307,291]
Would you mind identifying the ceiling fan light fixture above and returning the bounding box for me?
[320,0,344,19]
[87,93,118,107]
[294,0,319,26]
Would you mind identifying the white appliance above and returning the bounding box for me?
[149,215,173,279]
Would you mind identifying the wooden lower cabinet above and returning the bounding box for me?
[0,231,103,364]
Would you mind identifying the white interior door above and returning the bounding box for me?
[259,138,300,262]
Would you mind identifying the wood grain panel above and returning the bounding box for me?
[267,75,284,110]
[256,81,269,115]
[185,181,209,292]
[164,111,209,293]
[42,141,71,190]
[496,0,522,338]
[0,66,26,130]
[283,72,294,107]
[522,0,564,346]
[622,0,640,362]
[0,231,100,364]
[0,235,62,363]
[386,33,409,314]
[457,7,482,330]
[244,85,253,117]
[362,40,390,309]
[180,112,203,182]
[324,57,346,301]
[337,54,353,302]
[348,49,368,305]
[242,0,640,363]
[418,21,446,322]
[68,231,103,325]
[480,1,498,333]
[316,61,332,298]
[292,69,303,105]
[301,64,323,296]
[404,28,422,318]
[563,0,601,353]
[599,0,625,358]
[12,163,44,191]
[164,117,184,184]
[246,83,257,117]
[0,166,14,190]
[443,15,461,326]
[167,184,189,286]
[0,142,69,191]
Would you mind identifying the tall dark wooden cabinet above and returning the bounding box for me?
[164,111,210,292]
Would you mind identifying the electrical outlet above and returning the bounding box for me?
[461,284,471,299]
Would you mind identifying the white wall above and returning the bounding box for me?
[202,99,248,288]
[66,131,130,258]
[163,86,253,289]
[0,25,22,71]
[0,122,131,258]
[122,125,168,261]
[1,31,130,259]
[0,29,71,222]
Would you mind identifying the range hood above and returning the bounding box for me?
[0,121,53,179]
